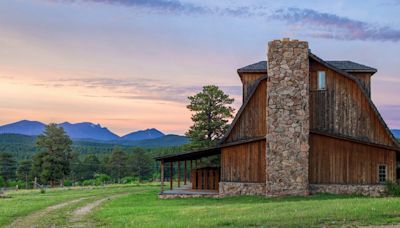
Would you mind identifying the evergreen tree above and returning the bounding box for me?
[130,148,153,182]
[69,152,83,183]
[109,147,128,183]
[186,85,235,148]
[36,123,72,186]
[17,160,31,188]
[81,154,101,180]
[0,152,16,182]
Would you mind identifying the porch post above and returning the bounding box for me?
[177,161,181,188]
[184,160,187,185]
[170,162,173,190]
[190,160,193,182]
[160,160,164,193]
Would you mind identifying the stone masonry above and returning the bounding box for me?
[266,38,310,196]
[310,184,386,197]
[219,182,266,196]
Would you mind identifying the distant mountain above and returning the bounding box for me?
[392,129,400,139]
[0,120,45,136]
[116,134,188,147]
[59,122,119,141]
[121,128,164,141]
[0,120,184,143]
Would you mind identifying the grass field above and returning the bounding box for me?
[2,184,400,227]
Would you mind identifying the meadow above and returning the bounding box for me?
[2,184,400,227]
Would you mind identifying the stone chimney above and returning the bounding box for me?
[265,38,310,196]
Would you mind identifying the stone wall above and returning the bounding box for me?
[158,194,220,199]
[266,38,310,196]
[219,182,266,196]
[310,184,386,197]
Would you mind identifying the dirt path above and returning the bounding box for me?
[7,197,88,228]
[68,193,128,228]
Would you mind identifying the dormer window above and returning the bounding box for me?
[317,71,326,90]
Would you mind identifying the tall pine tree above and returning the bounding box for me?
[186,85,234,148]
[0,152,16,182]
[35,124,72,186]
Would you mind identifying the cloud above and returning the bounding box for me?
[53,0,210,15]
[36,77,241,104]
[52,0,267,17]
[272,8,400,42]
[51,1,400,42]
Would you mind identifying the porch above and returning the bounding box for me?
[155,146,221,198]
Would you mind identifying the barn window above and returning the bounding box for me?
[317,71,326,90]
[378,165,387,183]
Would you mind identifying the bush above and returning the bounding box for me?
[7,180,25,189]
[40,188,46,194]
[63,180,73,187]
[385,181,400,196]
[82,179,96,186]
[94,173,111,184]
[121,176,138,184]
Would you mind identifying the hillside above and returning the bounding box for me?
[0,133,188,160]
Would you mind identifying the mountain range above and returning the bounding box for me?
[392,129,400,139]
[0,120,180,142]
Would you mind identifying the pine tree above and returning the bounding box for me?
[0,152,16,182]
[17,160,31,188]
[81,154,101,180]
[130,148,153,182]
[186,85,235,148]
[109,147,128,183]
[36,123,72,186]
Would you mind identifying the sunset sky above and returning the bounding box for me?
[1,0,400,135]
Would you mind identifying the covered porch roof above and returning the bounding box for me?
[154,146,221,162]
[155,136,265,162]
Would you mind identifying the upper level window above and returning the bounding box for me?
[378,165,387,184]
[317,71,326,90]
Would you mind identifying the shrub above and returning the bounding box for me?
[82,179,96,186]
[385,181,400,196]
[40,188,46,194]
[7,180,25,189]
[63,180,73,187]
[94,173,111,184]
[121,176,138,184]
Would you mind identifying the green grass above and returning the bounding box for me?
[91,187,400,228]
[3,184,400,227]
[0,184,141,227]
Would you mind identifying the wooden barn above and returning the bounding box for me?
[155,38,400,198]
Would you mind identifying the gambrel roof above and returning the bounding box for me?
[237,60,377,74]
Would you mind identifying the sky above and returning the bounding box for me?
[0,0,400,136]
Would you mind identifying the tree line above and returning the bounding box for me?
[0,124,154,188]
[0,85,235,188]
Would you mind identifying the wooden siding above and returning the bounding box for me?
[240,72,266,102]
[191,168,220,190]
[309,133,396,184]
[350,72,373,97]
[221,140,266,183]
[225,81,266,142]
[310,59,394,146]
